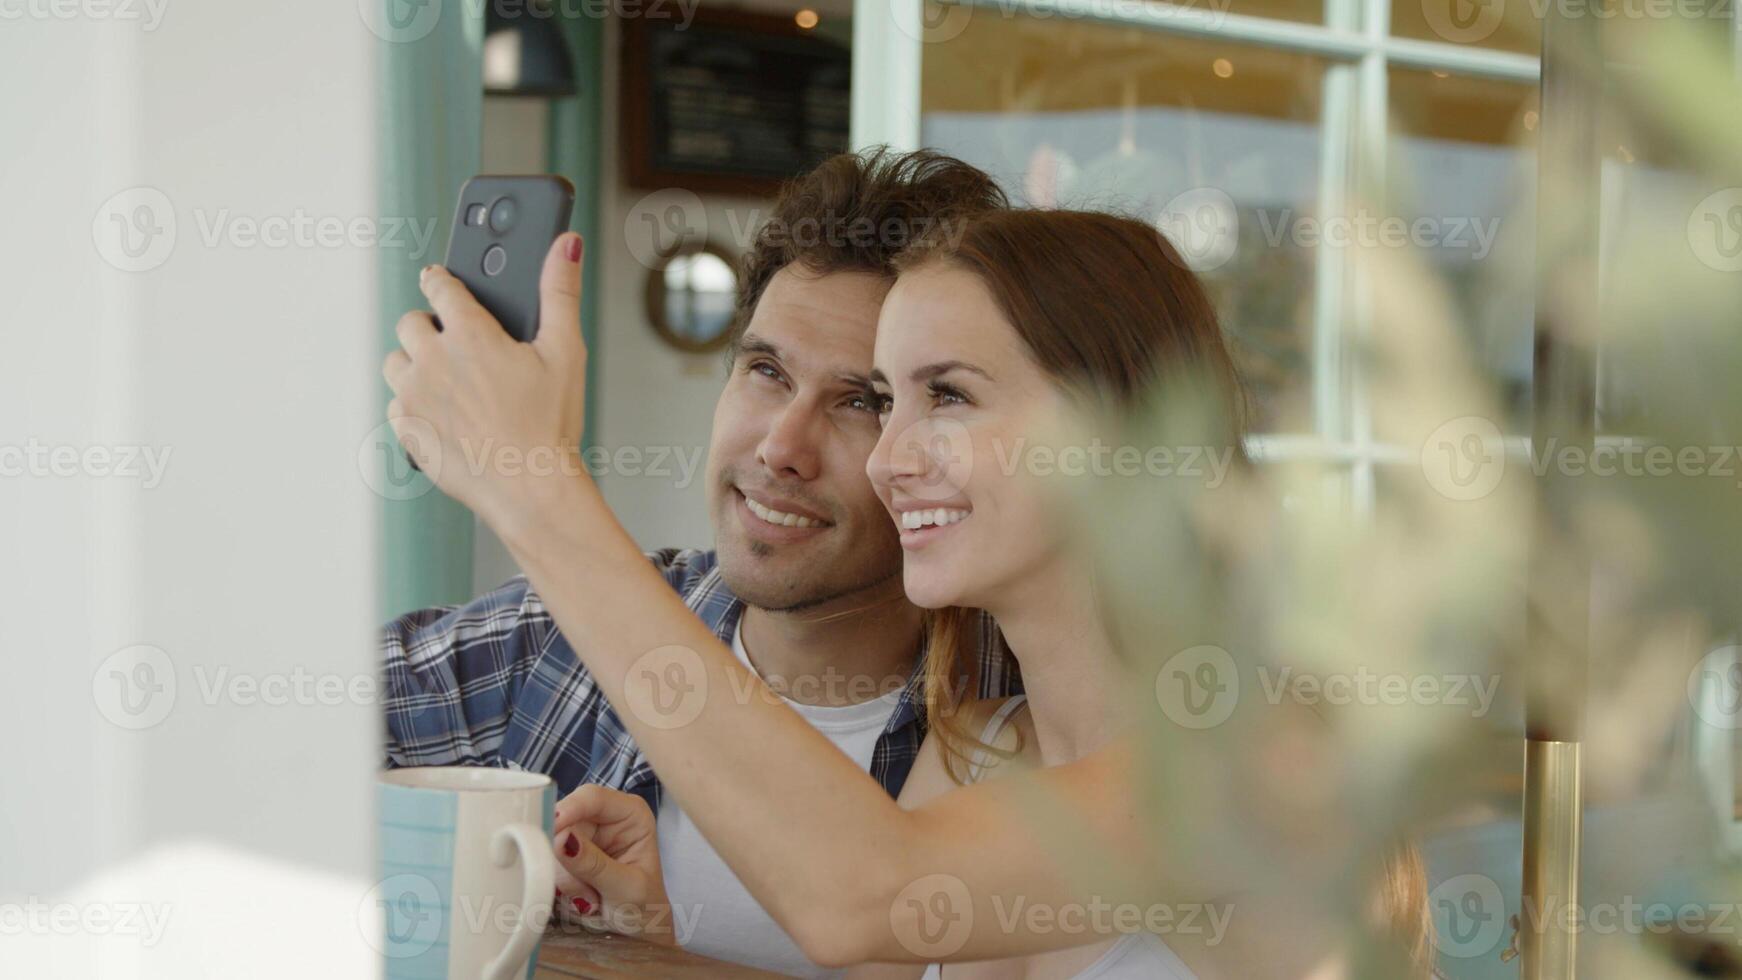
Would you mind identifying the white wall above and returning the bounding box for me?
[1,6,377,978]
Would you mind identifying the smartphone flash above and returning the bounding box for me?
[466,204,487,226]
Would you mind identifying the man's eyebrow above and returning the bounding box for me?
[836,369,874,390]
[734,336,780,360]
[737,334,869,388]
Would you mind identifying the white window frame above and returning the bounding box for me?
[851,0,1540,514]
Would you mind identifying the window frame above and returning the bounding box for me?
[851,0,1541,514]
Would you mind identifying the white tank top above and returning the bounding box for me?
[920,697,1197,980]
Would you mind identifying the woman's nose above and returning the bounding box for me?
[868,415,926,488]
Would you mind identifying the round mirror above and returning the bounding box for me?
[645,242,739,353]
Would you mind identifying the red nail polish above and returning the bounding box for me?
[555,887,564,897]
[563,833,580,858]
[564,236,582,263]
[572,897,592,915]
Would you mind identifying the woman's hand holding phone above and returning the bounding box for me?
[381,232,591,533]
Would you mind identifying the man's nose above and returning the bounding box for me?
[757,403,823,481]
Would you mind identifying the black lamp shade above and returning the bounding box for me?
[484,3,578,97]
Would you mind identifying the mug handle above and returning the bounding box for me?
[482,822,557,980]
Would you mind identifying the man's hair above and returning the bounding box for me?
[727,147,1009,353]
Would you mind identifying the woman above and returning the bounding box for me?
[385,210,1431,978]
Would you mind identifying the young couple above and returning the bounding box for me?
[381,149,1430,979]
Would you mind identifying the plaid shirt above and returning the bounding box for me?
[381,548,1019,809]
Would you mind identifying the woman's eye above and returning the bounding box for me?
[929,382,969,407]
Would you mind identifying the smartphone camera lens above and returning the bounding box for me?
[488,197,516,234]
[466,204,487,227]
[482,244,508,277]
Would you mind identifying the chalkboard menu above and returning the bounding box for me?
[622,9,851,196]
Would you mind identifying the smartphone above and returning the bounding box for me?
[443,174,575,341]
[407,175,575,472]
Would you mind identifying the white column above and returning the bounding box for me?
[851,0,925,151]
[1,4,379,977]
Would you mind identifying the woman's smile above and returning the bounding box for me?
[891,502,972,549]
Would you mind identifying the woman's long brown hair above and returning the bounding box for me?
[895,208,1248,781]
[894,208,1434,976]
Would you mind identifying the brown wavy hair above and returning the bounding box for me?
[728,146,1008,356]
[894,207,1435,976]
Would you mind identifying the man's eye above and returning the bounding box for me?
[748,360,782,382]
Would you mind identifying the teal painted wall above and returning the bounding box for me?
[375,3,483,621]
[375,6,604,621]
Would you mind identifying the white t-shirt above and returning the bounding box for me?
[656,618,904,978]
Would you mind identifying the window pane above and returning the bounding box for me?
[1391,0,1540,55]
[921,14,1327,432]
[1386,67,1539,431]
[916,0,1324,37]
[1394,0,1735,56]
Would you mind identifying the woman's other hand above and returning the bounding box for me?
[551,783,679,946]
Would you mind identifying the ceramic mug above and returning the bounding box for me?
[374,767,558,980]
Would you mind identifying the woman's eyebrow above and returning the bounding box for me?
[911,360,994,384]
[868,362,995,386]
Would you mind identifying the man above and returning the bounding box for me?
[381,148,1014,977]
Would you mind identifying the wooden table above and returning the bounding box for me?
[533,922,790,979]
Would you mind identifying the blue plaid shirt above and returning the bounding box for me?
[381,548,1019,809]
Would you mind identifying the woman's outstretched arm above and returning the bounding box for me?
[383,239,1183,966]
[502,465,1169,966]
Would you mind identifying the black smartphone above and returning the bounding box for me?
[442,174,575,341]
[407,175,575,472]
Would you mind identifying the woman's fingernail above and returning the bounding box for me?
[564,235,582,263]
[562,832,580,858]
[555,886,564,897]
[572,897,592,915]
